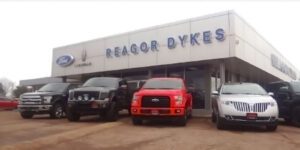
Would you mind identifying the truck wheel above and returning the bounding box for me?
[266,125,277,131]
[128,108,131,116]
[105,101,118,122]
[216,114,225,130]
[50,103,64,119]
[67,112,80,122]
[212,112,216,123]
[292,106,300,127]
[177,109,188,126]
[132,117,143,125]
[20,112,34,119]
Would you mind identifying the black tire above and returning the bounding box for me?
[216,114,225,130]
[67,111,80,122]
[212,112,216,123]
[187,108,192,119]
[177,109,188,126]
[132,117,143,125]
[128,108,132,116]
[105,102,119,122]
[20,112,34,119]
[50,103,64,119]
[291,106,300,127]
[266,125,278,131]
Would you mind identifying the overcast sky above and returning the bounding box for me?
[0,1,300,85]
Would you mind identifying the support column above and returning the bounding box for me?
[220,62,226,84]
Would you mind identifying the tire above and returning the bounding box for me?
[20,112,34,119]
[105,101,119,122]
[132,117,143,125]
[291,106,300,127]
[187,108,192,119]
[50,103,64,119]
[266,125,278,131]
[67,111,80,122]
[177,108,188,126]
[216,114,225,130]
[212,112,216,123]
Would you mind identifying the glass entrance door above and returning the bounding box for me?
[185,69,206,109]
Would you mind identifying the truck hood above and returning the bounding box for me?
[137,89,182,96]
[72,86,116,92]
[22,91,63,97]
[220,94,276,103]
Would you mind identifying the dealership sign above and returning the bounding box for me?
[271,54,296,80]
[106,28,225,58]
[56,55,75,67]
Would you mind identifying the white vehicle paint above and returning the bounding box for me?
[212,83,279,131]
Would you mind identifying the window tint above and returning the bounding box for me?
[38,83,69,93]
[83,77,119,88]
[221,84,267,95]
[143,79,182,89]
[290,82,300,92]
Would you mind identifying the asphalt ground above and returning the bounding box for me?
[0,110,300,150]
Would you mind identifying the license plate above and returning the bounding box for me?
[91,102,99,108]
[246,113,257,120]
[24,102,35,105]
[151,110,159,115]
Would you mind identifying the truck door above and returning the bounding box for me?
[277,86,293,117]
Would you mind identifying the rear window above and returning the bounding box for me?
[143,79,182,89]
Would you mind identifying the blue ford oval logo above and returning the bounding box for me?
[56,55,75,67]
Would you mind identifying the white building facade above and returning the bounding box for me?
[51,11,299,116]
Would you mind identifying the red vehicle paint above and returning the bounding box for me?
[0,97,18,110]
[131,78,192,126]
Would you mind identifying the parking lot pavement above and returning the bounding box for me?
[0,110,300,150]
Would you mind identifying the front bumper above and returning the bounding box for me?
[18,104,52,113]
[131,107,185,117]
[67,100,109,115]
[220,115,278,126]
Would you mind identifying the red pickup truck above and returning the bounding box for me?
[131,78,192,126]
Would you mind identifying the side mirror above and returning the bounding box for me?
[212,91,219,95]
[268,92,274,96]
[278,93,289,100]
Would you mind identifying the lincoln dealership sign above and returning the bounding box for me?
[271,54,296,79]
[106,28,225,58]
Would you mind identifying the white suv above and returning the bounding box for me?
[212,83,279,131]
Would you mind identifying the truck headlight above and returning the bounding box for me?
[174,95,183,105]
[43,96,52,104]
[131,94,139,105]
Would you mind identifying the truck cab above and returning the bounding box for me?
[18,83,80,119]
[131,78,193,126]
[67,77,131,122]
[266,81,300,126]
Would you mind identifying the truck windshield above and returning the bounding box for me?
[143,79,182,89]
[290,82,300,92]
[38,83,69,93]
[83,78,118,88]
[221,84,267,95]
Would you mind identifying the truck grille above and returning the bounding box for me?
[21,95,42,104]
[232,102,269,112]
[253,103,269,112]
[73,91,100,101]
[141,96,170,108]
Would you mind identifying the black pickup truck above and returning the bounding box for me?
[266,81,300,126]
[67,77,132,122]
[18,83,79,119]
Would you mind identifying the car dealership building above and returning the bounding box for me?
[49,11,299,116]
